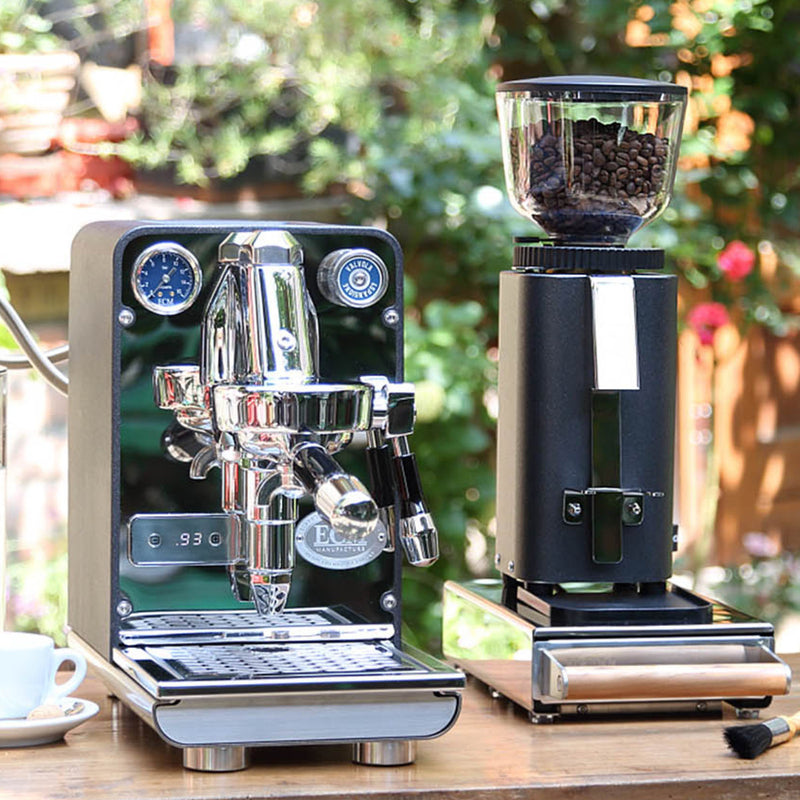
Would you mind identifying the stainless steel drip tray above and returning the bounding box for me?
[115,639,457,698]
[114,606,463,699]
[119,606,391,646]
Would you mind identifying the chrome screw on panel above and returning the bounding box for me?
[494,553,501,567]
[147,533,162,548]
[507,560,515,573]
[380,592,398,612]
[118,307,136,327]
[116,599,133,618]
[382,308,400,327]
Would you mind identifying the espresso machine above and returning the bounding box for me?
[66,220,463,770]
[443,75,790,720]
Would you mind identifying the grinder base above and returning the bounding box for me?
[443,579,790,722]
[506,578,713,627]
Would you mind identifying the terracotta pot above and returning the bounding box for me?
[0,51,80,155]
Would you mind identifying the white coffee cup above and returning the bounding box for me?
[0,632,87,720]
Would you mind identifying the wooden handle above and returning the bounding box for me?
[562,662,790,701]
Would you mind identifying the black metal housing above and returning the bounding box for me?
[494,268,677,586]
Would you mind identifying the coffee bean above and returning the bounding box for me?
[523,118,673,241]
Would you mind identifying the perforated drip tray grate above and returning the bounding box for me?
[119,607,394,646]
[142,641,414,681]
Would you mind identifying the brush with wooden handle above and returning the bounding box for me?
[724,711,800,759]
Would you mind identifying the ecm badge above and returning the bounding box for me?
[295,511,387,570]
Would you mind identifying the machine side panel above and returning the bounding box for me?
[67,221,136,657]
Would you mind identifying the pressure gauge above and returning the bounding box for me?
[131,243,203,315]
[317,248,389,308]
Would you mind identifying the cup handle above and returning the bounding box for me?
[47,647,88,701]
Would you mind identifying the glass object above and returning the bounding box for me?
[496,75,687,246]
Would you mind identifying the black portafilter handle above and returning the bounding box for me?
[391,437,439,567]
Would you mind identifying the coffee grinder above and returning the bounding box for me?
[443,76,790,720]
[66,220,463,770]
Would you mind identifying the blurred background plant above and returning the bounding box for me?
[4,0,800,649]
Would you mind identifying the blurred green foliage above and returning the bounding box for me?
[109,0,800,650]
[0,0,143,56]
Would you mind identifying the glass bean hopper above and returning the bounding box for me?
[496,75,686,246]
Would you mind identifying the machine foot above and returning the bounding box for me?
[735,708,761,721]
[183,746,250,772]
[529,711,558,724]
[353,740,416,766]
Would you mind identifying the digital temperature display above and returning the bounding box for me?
[129,514,232,566]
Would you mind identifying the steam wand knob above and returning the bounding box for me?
[359,375,440,567]
[391,435,439,567]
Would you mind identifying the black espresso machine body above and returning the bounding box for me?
[443,76,789,719]
[67,220,462,770]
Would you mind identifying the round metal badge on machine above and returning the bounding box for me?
[317,248,389,308]
[295,512,387,570]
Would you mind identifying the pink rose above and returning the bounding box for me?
[687,302,730,345]
[717,240,755,281]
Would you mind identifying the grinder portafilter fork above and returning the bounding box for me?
[153,229,438,615]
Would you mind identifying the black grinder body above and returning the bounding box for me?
[495,265,677,588]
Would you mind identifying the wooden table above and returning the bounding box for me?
[3,655,800,800]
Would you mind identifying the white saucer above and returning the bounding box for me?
[0,698,99,748]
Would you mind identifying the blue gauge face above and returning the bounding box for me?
[132,244,202,315]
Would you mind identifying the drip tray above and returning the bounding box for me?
[119,606,393,646]
[113,607,463,699]
[141,641,413,681]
